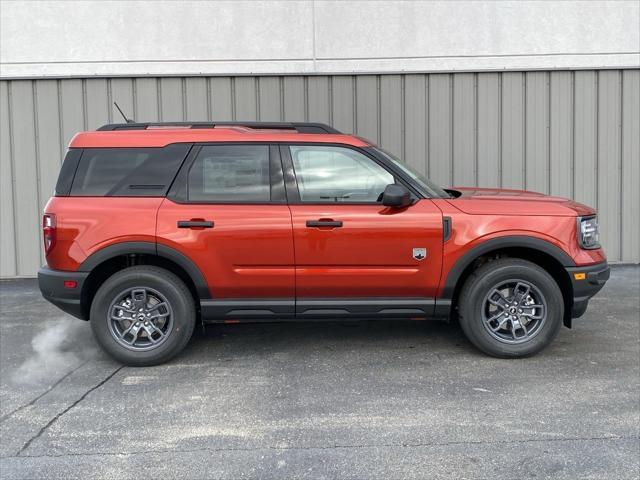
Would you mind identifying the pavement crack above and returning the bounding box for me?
[0,361,88,425]
[15,366,124,457]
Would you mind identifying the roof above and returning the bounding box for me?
[69,122,370,148]
[69,129,369,148]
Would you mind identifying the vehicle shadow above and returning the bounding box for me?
[184,318,478,360]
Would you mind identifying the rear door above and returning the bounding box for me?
[156,144,295,318]
[282,144,443,318]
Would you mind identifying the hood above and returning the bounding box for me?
[445,187,595,216]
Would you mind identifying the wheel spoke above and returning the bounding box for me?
[114,305,137,314]
[513,282,531,304]
[489,316,509,332]
[515,319,528,336]
[119,322,135,338]
[143,325,159,344]
[488,289,509,310]
[510,320,520,339]
[126,324,142,345]
[521,306,545,320]
[147,302,168,312]
[149,323,166,341]
[486,311,505,324]
[131,289,148,307]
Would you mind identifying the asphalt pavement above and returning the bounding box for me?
[1,266,638,479]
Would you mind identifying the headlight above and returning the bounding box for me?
[577,216,600,249]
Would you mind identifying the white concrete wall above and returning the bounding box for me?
[1,0,638,78]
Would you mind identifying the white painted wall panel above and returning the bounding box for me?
[621,70,640,263]
[1,1,638,78]
[0,81,16,277]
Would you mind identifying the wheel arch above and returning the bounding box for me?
[444,236,575,328]
[78,242,209,319]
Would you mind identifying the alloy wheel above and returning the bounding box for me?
[481,279,547,344]
[107,287,174,351]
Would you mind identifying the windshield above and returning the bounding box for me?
[373,148,451,198]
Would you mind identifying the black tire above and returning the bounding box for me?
[90,266,196,366]
[458,258,563,358]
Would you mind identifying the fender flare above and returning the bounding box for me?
[441,235,576,299]
[78,241,210,299]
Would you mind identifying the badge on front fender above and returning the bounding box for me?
[413,248,427,261]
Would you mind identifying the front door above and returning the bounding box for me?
[282,144,443,317]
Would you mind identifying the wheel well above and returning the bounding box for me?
[80,254,200,320]
[450,247,573,327]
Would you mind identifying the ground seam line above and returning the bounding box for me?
[6,434,638,460]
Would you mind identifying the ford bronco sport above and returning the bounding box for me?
[39,121,610,366]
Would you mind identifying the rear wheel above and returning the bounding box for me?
[458,258,563,358]
[90,266,196,366]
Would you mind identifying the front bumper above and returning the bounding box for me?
[38,267,89,320]
[565,261,610,319]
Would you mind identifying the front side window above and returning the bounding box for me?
[188,145,270,202]
[372,147,451,198]
[290,145,394,203]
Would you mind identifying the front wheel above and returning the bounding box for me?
[90,266,196,366]
[458,258,563,358]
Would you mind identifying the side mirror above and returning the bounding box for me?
[382,184,412,208]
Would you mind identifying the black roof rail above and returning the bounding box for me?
[96,121,341,134]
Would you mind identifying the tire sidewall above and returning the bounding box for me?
[90,267,195,366]
[459,260,563,357]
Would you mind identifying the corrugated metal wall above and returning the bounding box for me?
[1,70,639,277]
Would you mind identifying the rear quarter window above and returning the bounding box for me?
[70,144,190,196]
[54,149,82,196]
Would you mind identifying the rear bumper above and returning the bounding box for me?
[38,267,89,320]
[566,261,610,319]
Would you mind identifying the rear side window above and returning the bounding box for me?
[187,145,270,202]
[70,144,190,196]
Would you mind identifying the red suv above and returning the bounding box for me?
[39,122,609,365]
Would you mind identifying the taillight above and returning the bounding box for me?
[43,214,57,255]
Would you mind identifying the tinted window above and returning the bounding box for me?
[70,145,189,196]
[188,145,270,202]
[290,145,394,203]
[55,149,82,196]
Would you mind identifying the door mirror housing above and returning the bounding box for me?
[382,184,412,208]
